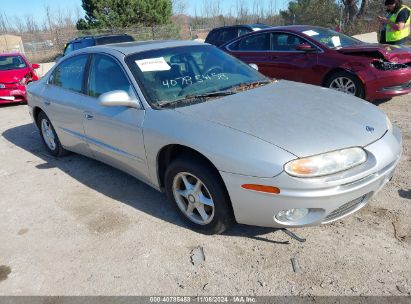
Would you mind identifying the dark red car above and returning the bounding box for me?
[0,53,40,104]
[221,25,411,101]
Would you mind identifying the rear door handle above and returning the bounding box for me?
[84,112,94,120]
[44,100,51,106]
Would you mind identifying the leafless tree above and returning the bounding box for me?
[172,0,188,15]
[236,0,250,23]
[13,16,26,33]
[25,15,40,34]
[342,0,369,24]
[0,12,12,34]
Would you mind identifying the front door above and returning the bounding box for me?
[43,54,92,157]
[81,53,149,181]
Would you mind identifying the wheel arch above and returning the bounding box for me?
[32,106,44,128]
[321,68,363,87]
[156,144,235,217]
[157,144,222,189]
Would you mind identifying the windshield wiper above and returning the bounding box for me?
[231,80,271,92]
[185,90,236,99]
[157,90,236,108]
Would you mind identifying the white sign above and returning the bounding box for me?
[135,57,171,72]
[331,36,341,47]
[302,30,319,36]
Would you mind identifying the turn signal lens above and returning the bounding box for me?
[285,147,367,177]
[241,184,280,194]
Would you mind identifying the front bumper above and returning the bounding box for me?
[0,85,27,104]
[221,127,402,228]
[363,68,411,101]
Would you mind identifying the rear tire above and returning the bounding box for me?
[325,71,364,99]
[165,158,234,234]
[37,111,67,157]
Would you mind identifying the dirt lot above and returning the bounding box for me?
[0,94,410,296]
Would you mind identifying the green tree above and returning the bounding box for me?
[280,0,340,28]
[77,0,172,30]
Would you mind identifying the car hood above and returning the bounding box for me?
[174,81,388,157]
[338,43,411,63]
[0,69,29,83]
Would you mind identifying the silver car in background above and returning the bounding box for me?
[27,41,402,234]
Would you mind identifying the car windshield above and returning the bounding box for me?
[300,28,363,49]
[125,44,269,108]
[0,55,27,71]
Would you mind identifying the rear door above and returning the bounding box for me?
[81,53,149,180]
[42,54,92,157]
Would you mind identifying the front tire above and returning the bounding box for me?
[37,111,67,157]
[165,158,234,234]
[325,71,364,98]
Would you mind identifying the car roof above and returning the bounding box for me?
[265,25,326,32]
[87,40,206,56]
[210,24,271,31]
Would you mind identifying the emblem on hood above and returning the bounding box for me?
[366,126,375,134]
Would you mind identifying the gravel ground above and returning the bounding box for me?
[0,94,410,296]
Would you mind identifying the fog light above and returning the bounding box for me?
[276,208,309,222]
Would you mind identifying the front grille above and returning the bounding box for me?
[323,194,369,223]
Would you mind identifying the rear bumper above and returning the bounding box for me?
[221,127,402,228]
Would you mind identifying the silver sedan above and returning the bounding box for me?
[27,40,402,234]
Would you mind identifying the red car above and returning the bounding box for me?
[0,53,40,104]
[221,25,411,101]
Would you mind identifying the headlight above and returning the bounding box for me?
[19,73,32,85]
[372,60,408,71]
[386,115,393,131]
[284,147,367,177]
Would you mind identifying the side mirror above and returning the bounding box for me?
[99,90,140,109]
[249,63,259,71]
[296,43,317,52]
[32,63,40,69]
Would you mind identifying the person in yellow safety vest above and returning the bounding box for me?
[378,0,410,45]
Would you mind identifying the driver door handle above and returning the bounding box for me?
[84,111,94,120]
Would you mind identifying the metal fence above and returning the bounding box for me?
[6,24,183,63]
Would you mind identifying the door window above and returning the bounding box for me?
[88,54,132,98]
[49,55,88,93]
[219,29,237,45]
[235,33,271,51]
[271,33,306,51]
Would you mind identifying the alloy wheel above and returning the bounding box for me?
[40,118,56,151]
[172,172,215,225]
[329,77,357,95]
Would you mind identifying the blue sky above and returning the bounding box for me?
[2,0,83,19]
[1,0,287,25]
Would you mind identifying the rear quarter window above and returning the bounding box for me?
[205,30,220,45]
